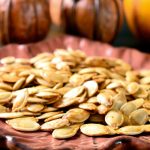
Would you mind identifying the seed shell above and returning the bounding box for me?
[80,123,110,136]
[52,124,82,139]
[6,117,39,131]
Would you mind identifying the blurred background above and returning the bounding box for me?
[0,0,150,54]
[114,19,149,53]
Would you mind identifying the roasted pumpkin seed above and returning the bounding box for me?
[64,108,90,123]
[0,92,12,103]
[41,118,69,131]
[52,123,81,139]
[117,126,143,135]
[80,123,110,136]
[83,80,98,97]
[63,86,85,99]
[12,89,28,112]
[120,102,137,116]
[37,111,63,120]
[44,113,65,122]
[6,117,40,131]
[0,112,27,119]
[1,56,15,64]
[79,103,97,112]
[129,109,148,125]
[27,104,44,112]
[105,110,124,129]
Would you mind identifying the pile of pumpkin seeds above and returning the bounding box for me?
[0,49,150,139]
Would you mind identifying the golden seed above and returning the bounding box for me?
[80,123,110,136]
[83,80,98,97]
[27,103,44,112]
[64,108,90,123]
[117,126,143,135]
[105,110,124,129]
[52,123,81,139]
[41,118,69,131]
[6,117,40,131]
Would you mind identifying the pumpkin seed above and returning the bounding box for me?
[15,58,30,65]
[12,89,28,112]
[1,56,15,64]
[80,123,110,136]
[41,118,70,131]
[24,74,35,86]
[106,82,122,89]
[36,77,54,87]
[79,103,97,112]
[27,97,48,103]
[42,107,58,113]
[13,77,25,91]
[129,109,148,125]
[37,111,63,120]
[83,80,98,97]
[120,102,137,116]
[126,71,138,82]
[44,113,65,122]
[0,92,12,103]
[30,53,50,64]
[69,74,86,86]
[117,126,143,135]
[6,117,40,131]
[143,100,150,109]
[56,87,72,95]
[53,97,79,108]
[139,70,150,77]
[0,83,12,91]
[52,123,81,139]
[97,105,110,115]
[76,91,87,103]
[142,124,150,132]
[111,92,127,110]
[27,104,44,112]
[63,86,85,99]
[41,71,70,83]
[105,110,124,129]
[1,74,20,83]
[97,92,113,107]
[140,76,150,84]
[133,87,148,98]
[36,91,60,99]
[87,97,98,104]
[64,108,90,123]
[53,83,63,90]
[131,98,144,109]
[126,82,140,94]
[0,112,26,119]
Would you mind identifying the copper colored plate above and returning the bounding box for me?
[0,35,150,150]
